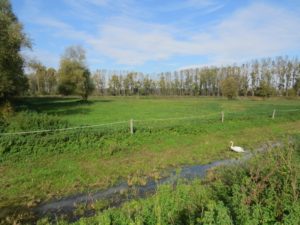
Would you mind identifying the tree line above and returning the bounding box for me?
[17,45,94,101]
[27,55,300,98]
[1,0,300,102]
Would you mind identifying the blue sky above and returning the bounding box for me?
[12,0,300,73]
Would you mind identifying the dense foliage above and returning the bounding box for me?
[221,76,239,99]
[0,0,30,100]
[58,46,94,100]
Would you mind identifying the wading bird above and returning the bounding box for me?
[230,141,245,153]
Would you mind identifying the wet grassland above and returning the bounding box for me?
[0,96,300,223]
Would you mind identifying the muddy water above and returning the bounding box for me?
[3,142,281,223]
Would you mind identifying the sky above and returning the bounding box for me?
[12,0,300,73]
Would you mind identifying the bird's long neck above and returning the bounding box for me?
[230,142,233,147]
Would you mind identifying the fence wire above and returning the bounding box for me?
[0,121,128,136]
[0,108,299,136]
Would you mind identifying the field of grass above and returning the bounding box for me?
[0,96,300,222]
[12,96,300,125]
[67,140,300,225]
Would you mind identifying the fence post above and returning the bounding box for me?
[130,119,134,134]
[221,111,224,123]
[272,109,276,119]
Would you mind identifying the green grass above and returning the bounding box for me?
[67,142,300,225]
[13,96,300,125]
[0,96,300,222]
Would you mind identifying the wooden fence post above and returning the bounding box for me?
[221,111,224,123]
[130,119,134,134]
[272,109,276,119]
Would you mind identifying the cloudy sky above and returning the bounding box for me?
[12,0,300,73]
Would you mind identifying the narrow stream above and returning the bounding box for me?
[32,142,281,223]
[1,142,281,224]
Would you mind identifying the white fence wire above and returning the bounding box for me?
[0,108,299,136]
[0,121,128,136]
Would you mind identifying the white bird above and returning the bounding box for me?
[230,141,245,153]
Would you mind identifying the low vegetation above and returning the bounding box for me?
[38,139,300,225]
[0,97,299,223]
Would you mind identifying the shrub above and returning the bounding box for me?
[221,76,239,99]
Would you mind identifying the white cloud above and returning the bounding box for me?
[37,17,69,30]
[86,18,196,65]
[35,17,92,41]
[202,3,300,64]
[157,0,223,12]
[22,49,60,69]
[24,1,300,69]
[85,2,300,66]
[83,0,108,6]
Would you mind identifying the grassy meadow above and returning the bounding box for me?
[0,96,300,223]
[12,96,300,125]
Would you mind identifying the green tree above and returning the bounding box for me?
[123,73,136,95]
[58,46,94,100]
[221,76,239,99]
[250,60,259,96]
[172,72,181,95]
[159,74,167,95]
[92,70,106,96]
[27,62,57,95]
[28,59,46,94]
[184,70,193,95]
[0,0,30,100]
[108,75,121,96]
[45,67,57,94]
[256,80,274,98]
